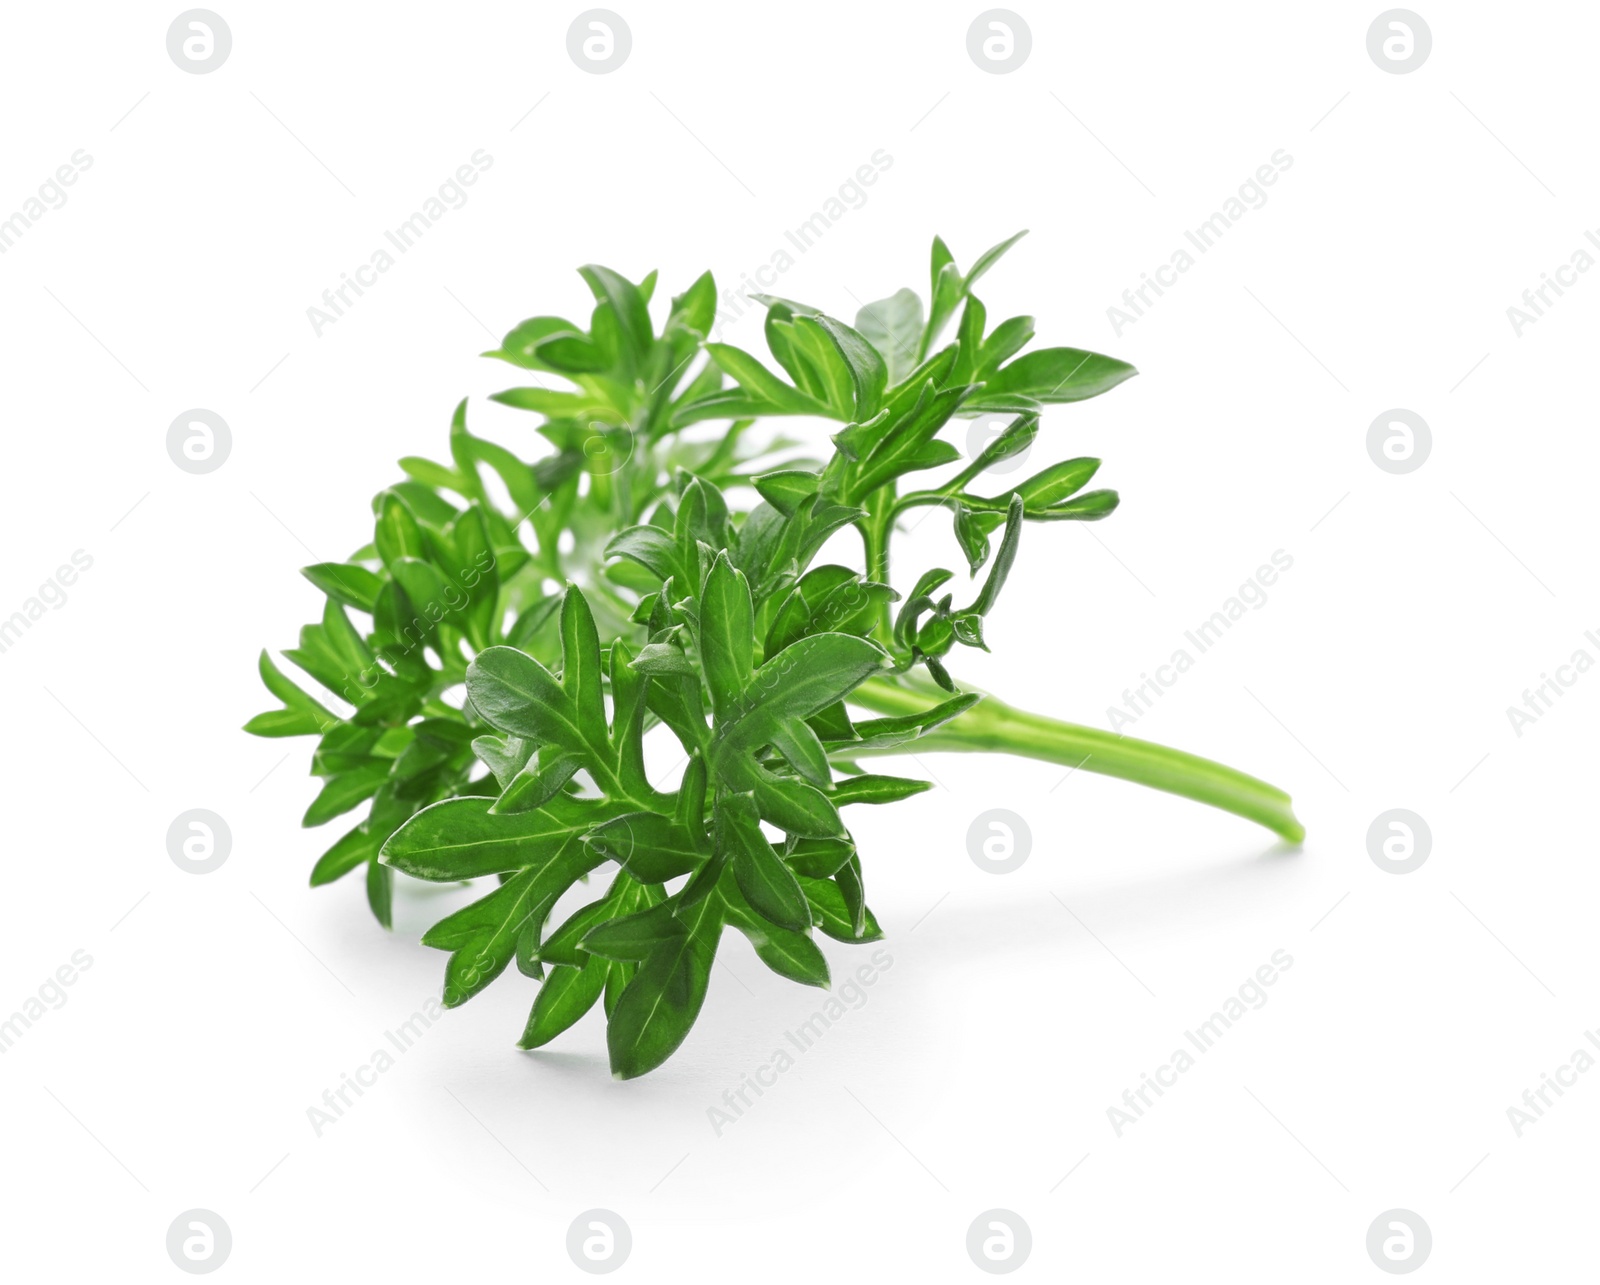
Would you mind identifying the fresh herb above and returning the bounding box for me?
[248,232,1303,1078]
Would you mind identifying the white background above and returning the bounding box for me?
[1,1,1594,1279]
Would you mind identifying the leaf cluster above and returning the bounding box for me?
[249,232,1137,1076]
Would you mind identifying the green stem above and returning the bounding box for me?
[850,675,1305,844]
[857,487,898,650]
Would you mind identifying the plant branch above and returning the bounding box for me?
[849,675,1305,844]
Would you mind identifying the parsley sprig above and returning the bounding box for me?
[249,233,1303,1077]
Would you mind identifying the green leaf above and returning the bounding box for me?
[1013,457,1101,508]
[382,794,608,880]
[631,641,696,676]
[606,889,724,1079]
[855,288,924,386]
[485,315,582,369]
[723,884,829,988]
[698,552,754,719]
[366,857,393,929]
[783,837,855,879]
[713,633,886,757]
[968,413,1038,475]
[303,761,390,827]
[582,899,686,963]
[968,494,1025,618]
[374,491,424,569]
[977,316,1035,376]
[421,841,606,1006]
[836,692,982,752]
[520,952,609,1048]
[559,586,607,733]
[947,299,979,386]
[836,852,867,937]
[953,505,992,576]
[668,270,717,338]
[767,718,832,787]
[388,558,449,635]
[472,733,535,790]
[578,264,653,365]
[705,342,833,417]
[720,794,810,931]
[1040,489,1119,520]
[493,747,583,814]
[977,347,1137,405]
[800,875,884,942]
[750,773,844,839]
[924,237,963,357]
[752,469,820,517]
[604,960,633,1019]
[830,773,933,806]
[810,315,887,421]
[544,900,619,970]
[302,563,382,613]
[245,650,337,738]
[490,386,615,417]
[309,819,385,886]
[466,646,586,754]
[586,812,708,883]
[605,525,683,584]
[964,229,1028,292]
